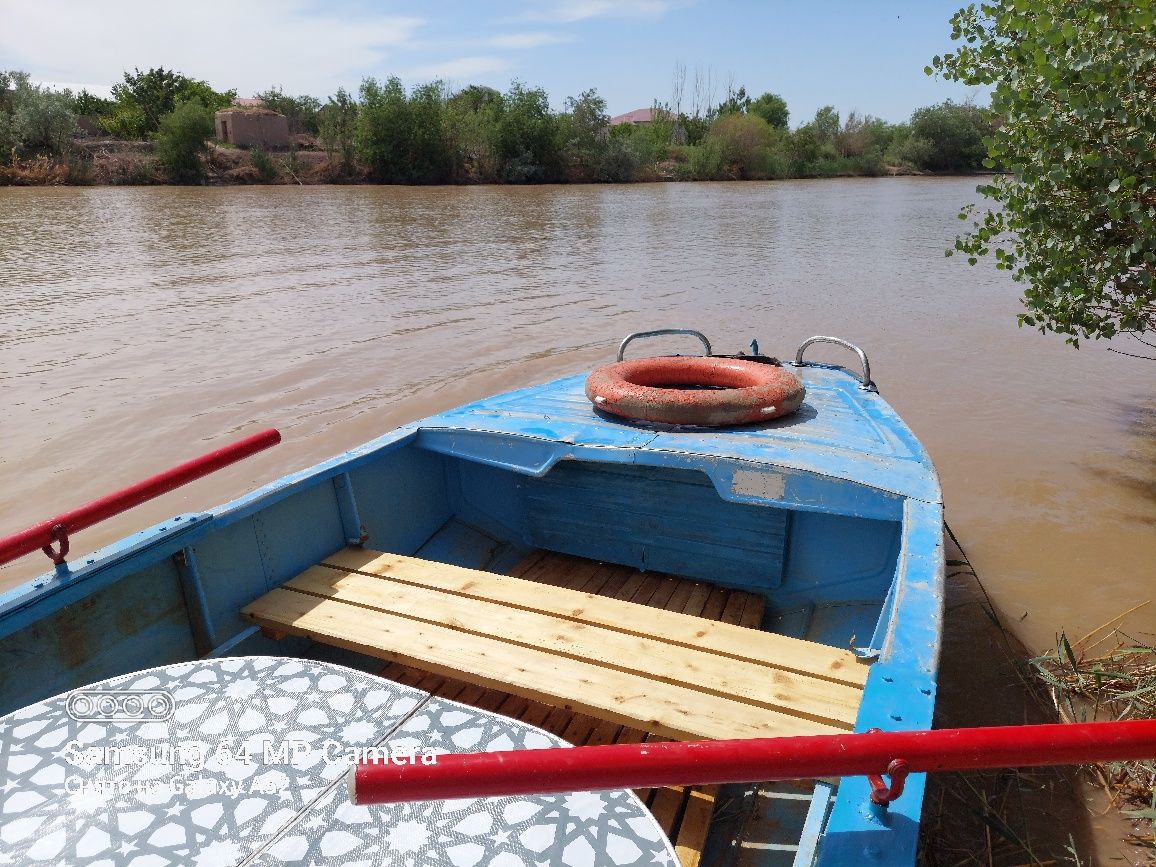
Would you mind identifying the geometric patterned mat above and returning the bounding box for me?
[0,656,678,865]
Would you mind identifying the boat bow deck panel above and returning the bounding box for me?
[242,547,870,741]
[415,367,941,504]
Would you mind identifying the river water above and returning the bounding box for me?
[1,180,1152,652]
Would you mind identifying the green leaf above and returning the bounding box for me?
[1108,178,1121,192]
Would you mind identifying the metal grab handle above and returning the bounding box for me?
[793,336,874,390]
[617,329,712,362]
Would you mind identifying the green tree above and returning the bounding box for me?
[408,81,452,183]
[70,89,113,117]
[496,81,560,183]
[254,87,321,134]
[355,77,451,184]
[932,1,1156,346]
[445,86,502,181]
[716,85,751,116]
[356,77,412,182]
[811,106,840,147]
[596,135,642,182]
[0,71,77,156]
[318,88,358,174]
[107,68,234,138]
[907,101,992,172]
[561,88,609,178]
[749,92,789,129]
[153,98,214,182]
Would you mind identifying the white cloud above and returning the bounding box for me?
[520,0,672,23]
[402,56,511,82]
[0,1,424,98]
[488,32,574,49]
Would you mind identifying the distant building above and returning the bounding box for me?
[608,108,675,127]
[231,97,265,108]
[214,108,289,149]
[608,107,686,144]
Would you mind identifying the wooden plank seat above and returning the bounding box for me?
[370,551,773,866]
[242,548,870,867]
[243,547,869,740]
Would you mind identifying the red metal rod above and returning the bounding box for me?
[350,720,1156,805]
[0,428,281,567]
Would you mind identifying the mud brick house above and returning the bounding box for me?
[214,107,289,149]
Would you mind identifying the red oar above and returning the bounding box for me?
[349,720,1156,806]
[0,428,281,568]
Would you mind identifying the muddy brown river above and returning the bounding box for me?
[1,180,1153,653]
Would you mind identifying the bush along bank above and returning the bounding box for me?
[0,68,996,186]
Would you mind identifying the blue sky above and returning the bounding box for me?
[1,0,986,125]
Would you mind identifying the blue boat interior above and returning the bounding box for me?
[0,354,944,866]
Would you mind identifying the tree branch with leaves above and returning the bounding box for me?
[931,1,1156,351]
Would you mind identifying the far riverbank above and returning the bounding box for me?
[1,139,954,187]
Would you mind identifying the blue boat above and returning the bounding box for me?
[0,331,943,866]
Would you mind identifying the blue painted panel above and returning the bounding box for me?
[777,511,901,606]
[804,602,885,651]
[249,481,346,583]
[189,517,275,644]
[523,461,787,587]
[877,500,945,672]
[703,461,905,522]
[415,518,525,573]
[348,446,452,556]
[450,459,531,543]
[0,559,196,715]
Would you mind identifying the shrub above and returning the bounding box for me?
[153,99,214,182]
[318,88,357,175]
[907,101,993,172]
[0,70,77,157]
[706,113,778,179]
[684,140,723,180]
[595,136,641,182]
[249,145,277,181]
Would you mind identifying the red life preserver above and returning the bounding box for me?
[585,356,805,426]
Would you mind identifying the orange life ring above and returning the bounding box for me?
[585,356,805,426]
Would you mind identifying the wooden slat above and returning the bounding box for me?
[650,786,687,839]
[585,718,624,746]
[243,588,844,741]
[320,548,868,687]
[674,786,717,867]
[517,701,553,729]
[739,594,766,630]
[681,582,714,618]
[508,551,545,579]
[281,566,861,728]
[391,550,764,867]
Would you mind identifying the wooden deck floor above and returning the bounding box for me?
[378,550,772,867]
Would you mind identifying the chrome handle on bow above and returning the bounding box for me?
[793,336,875,390]
[616,329,713,362]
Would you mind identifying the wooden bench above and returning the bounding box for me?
[377,552,781,867]
[242,547,869,741]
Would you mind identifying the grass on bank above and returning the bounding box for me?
[1031,610,1156,854]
